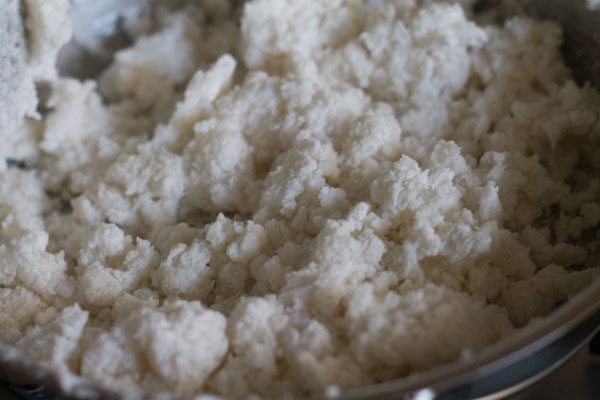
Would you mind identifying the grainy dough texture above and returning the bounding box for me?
[1,0,600,398]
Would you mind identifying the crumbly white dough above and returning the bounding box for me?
[0,0,71,164]
[1,0,600,398]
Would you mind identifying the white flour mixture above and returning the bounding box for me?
[1,0,599,398]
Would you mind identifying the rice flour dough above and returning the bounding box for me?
[1,0,599,398]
